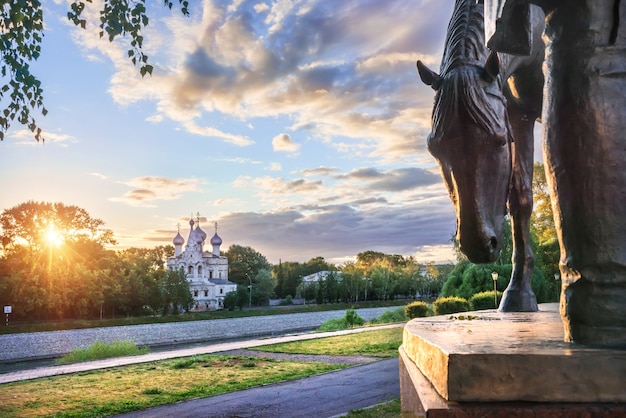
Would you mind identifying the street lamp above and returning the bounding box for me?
[554,272,560,302]
[245,273,252,308]
[491,271,499,308]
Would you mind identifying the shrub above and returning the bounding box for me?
[405,301,430,319]
[469,291,503,310]
[279,295,293,305]
[433,296,470,315]
[317,307,364,331]
[344,307,364,327]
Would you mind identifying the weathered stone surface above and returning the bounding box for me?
[399,346,626,418]
[402,304,626,403]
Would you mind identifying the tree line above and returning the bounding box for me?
[1,165,560,321]
[0,201,448,321]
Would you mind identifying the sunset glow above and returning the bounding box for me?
[44,226,64,247]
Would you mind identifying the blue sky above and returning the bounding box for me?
[1,0,483,265]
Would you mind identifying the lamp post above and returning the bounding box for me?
[554,272,560,302]
[245,273,252,308]
[491,271,499,308]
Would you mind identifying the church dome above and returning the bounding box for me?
[173,232,184,246]
[210,232,222,246]
[196,225,207,243]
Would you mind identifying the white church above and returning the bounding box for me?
[166,216,237,311]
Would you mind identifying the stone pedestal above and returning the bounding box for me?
[400,304,626,417]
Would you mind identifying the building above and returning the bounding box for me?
[301,270,342,284]
[166,216,237,311]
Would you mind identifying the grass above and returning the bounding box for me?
[257,327,404,358]
[55,340,149,365]
[0,328,404,417]
[0,356,347,417]
[345,398,402,417]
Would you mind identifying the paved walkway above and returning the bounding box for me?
[0,307,396,363]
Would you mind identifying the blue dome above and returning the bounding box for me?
[210,233,222,246]
[173,232,184,246]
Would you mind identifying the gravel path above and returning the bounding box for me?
[0,307,397,363]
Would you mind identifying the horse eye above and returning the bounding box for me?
[493,134,507,147]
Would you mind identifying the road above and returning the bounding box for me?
[117,358,400,418]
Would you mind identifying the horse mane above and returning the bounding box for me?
[428,0,508,147]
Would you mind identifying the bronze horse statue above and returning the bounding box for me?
[417,0,545,311]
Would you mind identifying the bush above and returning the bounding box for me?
[433,296,470,315]
[469,290,503,310]
[279,295,293,306]
[405,301,430,319]
[345,307,364,327]
[317,307,364,331]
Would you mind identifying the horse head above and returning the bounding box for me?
[418,52,512,263]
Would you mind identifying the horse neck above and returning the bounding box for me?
[440,0,490,75]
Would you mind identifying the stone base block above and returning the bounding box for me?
[399,347,626,417]
[402,303,626,403]
[400,304,626,417]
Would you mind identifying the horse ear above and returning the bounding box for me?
[417,61,441,89]
[482,51,500,83]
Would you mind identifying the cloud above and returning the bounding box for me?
[300,166,339,177]
[213,196,456,264]
[336,167,440,191]
[10,129,76,146]
[266,162,282,171]
[272,133,300,153]
[110,176,202,207]
[67,0,454,159]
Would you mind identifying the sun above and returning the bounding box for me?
[44,226,64,247]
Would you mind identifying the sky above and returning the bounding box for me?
[0,0,541,266]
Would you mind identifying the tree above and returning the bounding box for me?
[0,201,117,320]
[226,244,271,287]
[251,269,276,306]
[273,260,303,299]
[0,201,115,250]
[223,285,248,311]
[339,262,364,303]
[161,267,193,314]
[531,162,560,300]
[0,1,190,141]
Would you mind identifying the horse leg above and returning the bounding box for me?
[499,108,539,312]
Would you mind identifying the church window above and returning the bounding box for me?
[194,290,198,297]
[204,290,208,297]
[209,270,213,279]
[188,266,193,275]
[198,266,202,275]
[220,288,223,294]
